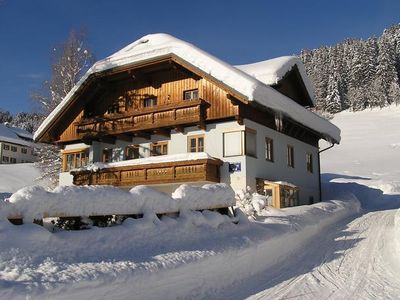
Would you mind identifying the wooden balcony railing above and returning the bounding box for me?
[75,99,207,139]
[71,157,222,187]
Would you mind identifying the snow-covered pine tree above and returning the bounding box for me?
[0,109,12,123]
[301,24,400,113]
[10,112,43,133]
[32,28,94,186]
[325,73,342,113]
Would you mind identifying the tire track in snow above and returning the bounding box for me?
[231,209,400,300]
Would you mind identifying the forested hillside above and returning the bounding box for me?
[300,24,400,113]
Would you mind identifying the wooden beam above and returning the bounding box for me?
[235,115,244,125]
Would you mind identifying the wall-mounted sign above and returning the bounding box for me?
[228,162,241,173]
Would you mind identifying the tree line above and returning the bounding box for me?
[300,24,400,113]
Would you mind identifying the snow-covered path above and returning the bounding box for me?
[219,207,400,300]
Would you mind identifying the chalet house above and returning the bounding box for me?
[0,123,36,164]
[34,34,340,208]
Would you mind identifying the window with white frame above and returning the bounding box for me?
[183,89,199,101]
[223,131,243,157]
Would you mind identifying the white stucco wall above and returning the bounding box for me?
[169,121,247,192]
[243,119,320,204]
[0,141,36,164]
[58,119,321,205]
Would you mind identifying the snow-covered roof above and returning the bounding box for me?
[34,33,340,144]
[0,124,34,147]
[235,56,315,103]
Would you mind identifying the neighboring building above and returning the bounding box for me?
[34,34,340,208]
[0,123,36,164]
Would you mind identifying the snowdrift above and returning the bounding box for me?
[0,183,235,222]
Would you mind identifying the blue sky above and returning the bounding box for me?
[1,0,399,114]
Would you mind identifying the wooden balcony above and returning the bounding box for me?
[75,99,208,139]
[71,157,223,187]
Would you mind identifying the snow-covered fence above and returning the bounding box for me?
[0,184,236,225]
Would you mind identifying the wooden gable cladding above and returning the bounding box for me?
[56,61,238,144]
[272,65,313,107]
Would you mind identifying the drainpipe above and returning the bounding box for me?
[318,143,335,202]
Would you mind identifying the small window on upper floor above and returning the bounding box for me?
[11,146,17,152]
[287,145,294,168]
[125,145,140,160]
[143,97,157,108]
[265,137,273,162]
[3,144,9,151]
[21,148,27,154]
[183,89,199,101]
[306,153,313,173]
[151,141,168,156]
[188,135,204,152]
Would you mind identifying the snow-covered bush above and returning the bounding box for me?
[235,187,267,218]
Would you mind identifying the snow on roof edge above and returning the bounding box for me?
[34,33,340,143]
[235,56,315,105]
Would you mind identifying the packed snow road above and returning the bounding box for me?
[219,207,400,300]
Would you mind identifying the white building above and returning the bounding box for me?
[0,123,36,164]
[34,34,340,208]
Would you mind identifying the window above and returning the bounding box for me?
[151,142,168,156]
[223,131,243,157]
[3,144,9,150]
[10,157,16,164]
[306,153,313,173]
[11,146,17,152]
[2,156,9,163]
[102,149,113,163]
[21,148,27,154]
[223,129,256,157]
[287,145,294,168]
[188,135,204,152]
[265,137,273,161]
[125,145,140,160]
[183,89,199,101]
[143,97,157,108]
[62,150,89,172]
[245,129,257,157]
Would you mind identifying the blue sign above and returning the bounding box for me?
[228,162,241,173]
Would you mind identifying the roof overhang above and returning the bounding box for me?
[34,33,340,144]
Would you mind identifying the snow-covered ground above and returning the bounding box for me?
[0,163,48,201]
[1,106,400,299]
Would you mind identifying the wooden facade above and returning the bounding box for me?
[57,62,239,144]
[71,158,223,187]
